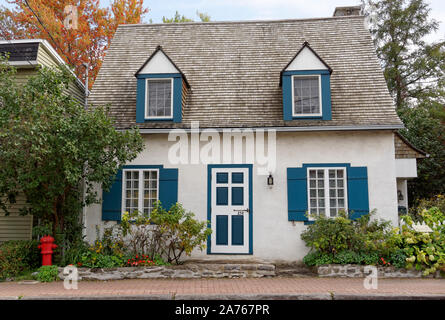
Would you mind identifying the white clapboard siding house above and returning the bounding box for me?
[0,39,85,242]
[85,7,425,262]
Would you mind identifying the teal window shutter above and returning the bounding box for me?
[135,78,146,123]
[287,168,308,221]
[347,166,369,220]
[159,168,178,210]
[102,170,123,221]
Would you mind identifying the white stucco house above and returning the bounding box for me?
[85,7,426,262]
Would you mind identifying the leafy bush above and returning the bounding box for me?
[361,252,380,265]
[61,240,90,267]
[70,202,210,267]
[77,251,125,268]
[35,265,59,282]
[409,195,445,221]
[301,211,396,254]
[389,249,408,269]
[300,211,358,255]
[0,240,40,280]
[119,202,212,264]
[301,211,398,267]
[302,203,445,273]
[302,251,333,266]
[119,210,154,256]
[150,202,212,264]
[397,208,445,275]
[332,250,361,264]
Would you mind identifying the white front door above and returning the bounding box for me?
[210,167,250,254]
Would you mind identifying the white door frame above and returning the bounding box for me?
[209,167,250,254]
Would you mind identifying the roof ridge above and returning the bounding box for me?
[118,15,364,28]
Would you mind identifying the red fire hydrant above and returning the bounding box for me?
[38,235,58,266]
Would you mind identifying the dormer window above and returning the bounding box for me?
[135,46,190,123]
[292,75,321,116]
[281,42,332,121]
[146,78,173,119]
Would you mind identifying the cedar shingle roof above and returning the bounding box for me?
[90,16,403,130]
[394,132,428,159]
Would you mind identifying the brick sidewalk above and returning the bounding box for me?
[1,277,444,299]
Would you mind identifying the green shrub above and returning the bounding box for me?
[389,249,408,269]
[409,195,445,221]
[300,212,358,255]
[301,211,396,255]
[0,240,40,280]
[35,265,59,282]
[303,251,334,266]
[360,252,380,265]
[302,251,322,266]
[77,250,125,268]
[333,250,361,264]
[149,202,212,264]
[397,209,445,276]
[61,240,90,266]
[301,211,399,267]
[119,202,212,264]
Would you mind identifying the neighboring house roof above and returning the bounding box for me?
[394,132,428,159]
[90,15,403,130]
[0,39,85,92]
[0,42,39,65]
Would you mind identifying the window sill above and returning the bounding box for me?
[143,117,174,121]
[291,115,324,120]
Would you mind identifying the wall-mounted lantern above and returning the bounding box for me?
[397,190,404,202]
[267,174,274,187]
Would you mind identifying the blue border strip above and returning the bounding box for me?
[207,164,253,255]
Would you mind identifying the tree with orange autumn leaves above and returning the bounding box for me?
[1,0,148,88]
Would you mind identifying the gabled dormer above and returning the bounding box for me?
[135,46,190,123]
[281,42,332,121]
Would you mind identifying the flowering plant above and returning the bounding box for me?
[126,255,155,267]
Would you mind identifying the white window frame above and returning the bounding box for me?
[291,74,322,117]
[306,167,348,220]
[144,78,174,120]
[121,168,160,217]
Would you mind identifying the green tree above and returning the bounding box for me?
[398,105,445,200]
[364,0,445,109]
[0,59,144,241]
[364,0,445,202]
[162,10,210,23]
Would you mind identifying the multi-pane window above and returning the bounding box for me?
[123,169,158,216]
[146,79,172,118]
[292,76,321,116]
[308,168,347,218]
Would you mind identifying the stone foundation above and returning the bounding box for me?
[58,263,276,281]
[317,264,443,278]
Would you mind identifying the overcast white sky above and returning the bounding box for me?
[1,0,444,42]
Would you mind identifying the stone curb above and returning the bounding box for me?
[333,294,445,300]
[0,293,331,300]
[174,294,332,300]
[3,293,445,300]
